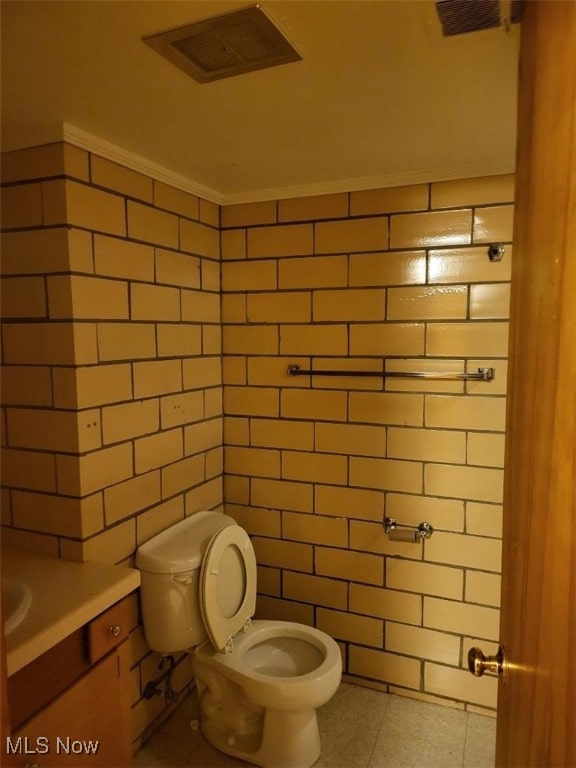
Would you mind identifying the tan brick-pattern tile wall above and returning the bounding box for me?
[221,174,514,713]
[0,142,223,746]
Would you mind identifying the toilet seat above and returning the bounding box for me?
[200,525,257,653]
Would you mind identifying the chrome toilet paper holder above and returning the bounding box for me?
[384,517,434,542]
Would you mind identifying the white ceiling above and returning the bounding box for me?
[0,0,520,203]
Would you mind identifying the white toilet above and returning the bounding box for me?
[136,510,342,768]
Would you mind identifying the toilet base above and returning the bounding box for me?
[203,707,321,768]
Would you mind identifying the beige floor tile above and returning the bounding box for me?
[318,682,391,730]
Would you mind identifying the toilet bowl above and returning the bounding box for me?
[136,511,342,768]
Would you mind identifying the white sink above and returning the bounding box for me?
[2,578,32,635]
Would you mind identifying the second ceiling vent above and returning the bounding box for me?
[143,4,302,84]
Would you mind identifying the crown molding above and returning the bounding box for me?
[27,123,515,207]
[62,124,224,205]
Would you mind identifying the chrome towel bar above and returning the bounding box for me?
[287,364,495,381]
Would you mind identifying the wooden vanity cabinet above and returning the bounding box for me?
[3,595,136,768]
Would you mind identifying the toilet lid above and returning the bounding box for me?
[200,525,257,652]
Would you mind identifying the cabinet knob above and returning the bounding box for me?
[109,624,121,638]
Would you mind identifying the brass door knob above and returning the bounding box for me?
[468,646,505,678]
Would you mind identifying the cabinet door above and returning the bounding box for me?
[8,647,132,767]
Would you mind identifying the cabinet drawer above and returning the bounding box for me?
[87,596,133,664]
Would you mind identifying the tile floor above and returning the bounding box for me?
[135,682,496,768]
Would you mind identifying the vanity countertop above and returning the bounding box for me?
[1,548,140,676]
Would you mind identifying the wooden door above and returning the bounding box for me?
[495,0,576,765]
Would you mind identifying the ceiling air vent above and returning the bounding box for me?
[143,4,302,84]
[435,0,525,36]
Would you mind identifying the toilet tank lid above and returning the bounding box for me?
[135,511,237,574]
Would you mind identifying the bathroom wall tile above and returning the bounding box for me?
[184,477,222,516]
[104,471,162,526]
[48,275,129,320]
[221,229,246,260]
[224,415,249,445]
[349,646,421,688]
[94,235,155,282]
[257,565,281,596]
[424,597,500,640]
[131,283,181,322]
[350,584,422,624]
[251,418,314,450]
[318,608,383,648]
[316,216,389,254]
[383,358,465,394]
[387,285,468,320]
[221,200,277,228]
[203,256,221,292]
[315,546,384,586]
[155,249,201,289]
[251,536,313,572]
[251,477,313,513]
[160,390,204,429]
[1,143,65,183]
[1,448,56,492]
[12,491,103,538]
[135,428,184,474]
[181,290,221,323]
[425,663,497,708]
[278,192,348,222]
[154,180,199,219]
[226,504,281,538]
[61,180,127,236]
[91,156,153,202]
[224,473,250,503]
[315,485,384,522]
[223,325,279,355]
[97,322,157,361]
[224,386,279,417]
[466,502,503,539]
[0,183,43,229]
[199,199,219,228]
[386,559,464,600]
[248,223,314,258]
[425,394,506,432]
[431,175,515,209]
[425,531,502,573]
[390,209,472,249]
[348,392,424,426]
[426,321,509,357]
[247,291,311,322]
[350,456,422,493]
[204,387,223,418]
[283,510,348,547]
[428,245,512,284]
[279,324,348,357]
[127,201,178,248]
[180,219,220,260]
[473,205,514,243]
[349,322,425,357]
[465,571,501,607]
[351,184,429,216]
[257,595,314,625]
[77,519,136,565]
[388,427,465,463]
[3,322,98,365]
[283,572,347,609]
[0,276,47,318]
[349,250,427,287]
[225,446,281,478]
[385,493,465,532]
[7,407,97,453]
[184,418,222,456]
[279,255,348,289]
[1,366,53,406]
[222,294,247,324]
[386,623,460,665]
[156,324,202,358]
[183,357,222,390]
[316,423,386,457]
[161,454,205,498]
[470,284,511,319]
[313,288,386,321]
[201,325,222,356]
[57,443,133,496]
[281,389,347,422]
[0,228,69,275]
[102,399,159,444]
[133,359,182,399]
[247,357,307,387]
[425,464,504,504]
[282,450,348,486]
[467,432,506,468]
[53,363,133,409]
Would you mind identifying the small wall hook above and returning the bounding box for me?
[487,243,505,262]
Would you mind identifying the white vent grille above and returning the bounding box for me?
[143,5,302,84]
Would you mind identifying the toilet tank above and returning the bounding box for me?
[136,510,236,654]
